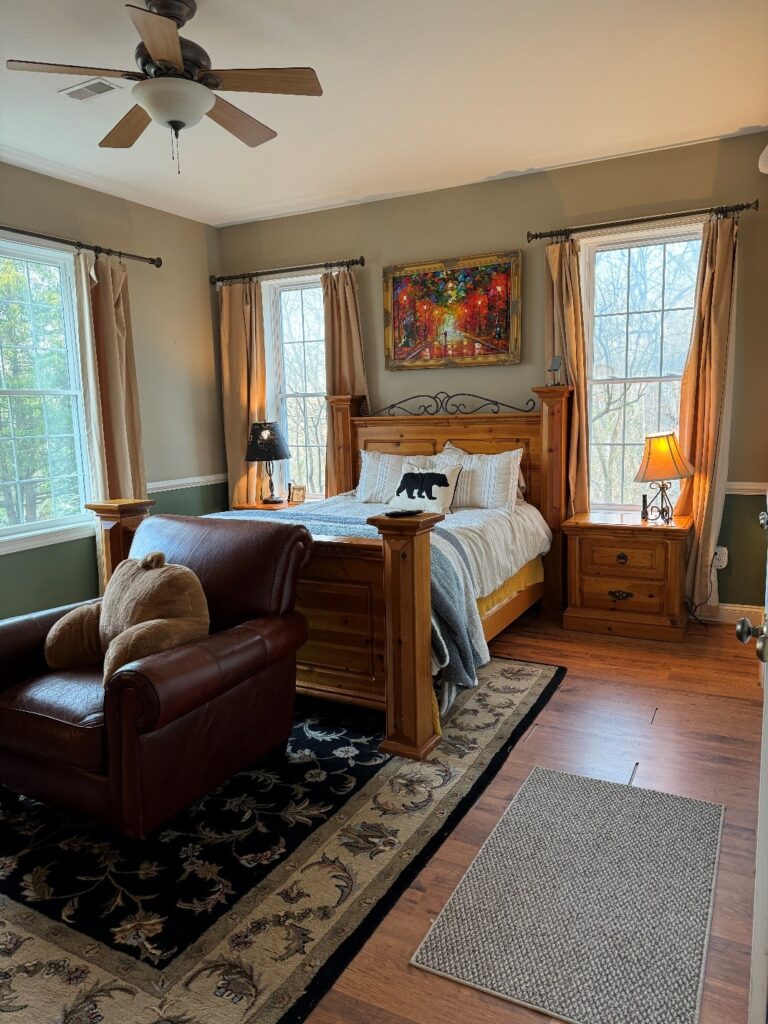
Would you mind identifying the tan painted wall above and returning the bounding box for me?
[0,161,225,483]
[218,131,768,481]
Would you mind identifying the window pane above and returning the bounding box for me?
[284,396,305,451]
[0,302,33,348]
[280,290,304,343]
[592,314,626,378]
[304,342,325,394]
[624,381,660,444]
[52,476,81,518]
[2,346,35,389]
[28,263,61,305]
[32,303,65,350]
[15,437,48,480]
[49,436,78,477]
[10,396,45,436]
[305,447,325,497]
[664,240,699,309]
[304,395,328,450]
[302,287,324,341]
[0,439,15,481]
[662,309,693,377]
[594,249,627,315]
[282,342,305,394]
[629,244,664,312]
[590,382,624,444]
[623,446,646,506]
[0,483,20,527]
[659,379,682,433]
[36,349,70,390]
[289,446,307,490]
[627,311,661,378]
[20,478,52,523]
[0,396,10,437]
[44,395,75,435]
[0,260,29,302]
[590,445,623,505]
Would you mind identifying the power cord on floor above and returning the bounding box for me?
[686,551,717,626]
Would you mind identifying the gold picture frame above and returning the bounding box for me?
[383,250,521,370]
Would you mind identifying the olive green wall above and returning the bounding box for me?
[0,482,229,619]
[718,494,767,608]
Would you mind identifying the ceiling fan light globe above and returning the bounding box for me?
[132,76,213,129]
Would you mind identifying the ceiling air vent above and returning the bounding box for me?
[60,78,120,101]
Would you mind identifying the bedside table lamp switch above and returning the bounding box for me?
[634,431,694,525]
[246,420,291,505]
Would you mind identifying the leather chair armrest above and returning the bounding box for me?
[0,601,101,691]
[104,611,308,733]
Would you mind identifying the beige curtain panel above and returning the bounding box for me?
[322,268,369,496]
[219,280,267,507]
[674,217,738,609]
[544,240,590,516]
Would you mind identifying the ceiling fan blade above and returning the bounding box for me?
[125,4,182,68]
[6,59,143,80]
[206,95,277,148]
[209,67,322,96]
[99,105,152,148]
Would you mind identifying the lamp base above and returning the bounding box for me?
[261,496,284,505]
[644,481,674,524]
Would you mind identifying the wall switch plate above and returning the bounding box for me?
[713,546,729,570]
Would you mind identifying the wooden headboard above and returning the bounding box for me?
[328,385,573,609]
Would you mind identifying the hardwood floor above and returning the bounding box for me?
[308,615,763,1024]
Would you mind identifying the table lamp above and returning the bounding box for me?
[245,421,291,504]
[634,431,693,524]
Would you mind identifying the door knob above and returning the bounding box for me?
[759,511,767,531]
[758,634,767,664]
[736,617,766,644]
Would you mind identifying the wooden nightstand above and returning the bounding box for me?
[231,500,305,511]
[562,511,694,642]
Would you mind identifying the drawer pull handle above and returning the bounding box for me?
[608,589,634,601]
[616,552,628,564]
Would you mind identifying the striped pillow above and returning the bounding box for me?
[356,451,433,503]
[435,442,523,510]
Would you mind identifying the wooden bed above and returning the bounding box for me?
[88,385,571,764]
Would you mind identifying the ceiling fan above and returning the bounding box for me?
[6,0,322,151]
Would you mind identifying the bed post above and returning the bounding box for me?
[326,394,366,495]
[531,385,572,611]
[85,498,156,583]
[367,511,444,761]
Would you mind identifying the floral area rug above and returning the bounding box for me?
[0,657,564,1024]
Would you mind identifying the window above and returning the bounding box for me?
[581,226,702,509]
[264,278,327,497]
[0,240,90,544]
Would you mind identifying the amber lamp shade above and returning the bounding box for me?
[634,431,694,484]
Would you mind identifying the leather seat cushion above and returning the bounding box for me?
[0,670,105,772]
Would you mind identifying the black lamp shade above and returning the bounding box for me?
[245,421,291,463]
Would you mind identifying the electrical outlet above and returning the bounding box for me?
[713,546,728,570]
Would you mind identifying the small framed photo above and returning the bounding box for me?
[288,484,307,504]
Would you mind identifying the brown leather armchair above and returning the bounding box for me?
[0,515,312,838]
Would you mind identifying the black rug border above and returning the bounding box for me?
[280,659,567,1024]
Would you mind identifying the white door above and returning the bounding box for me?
[747,500,768,1024]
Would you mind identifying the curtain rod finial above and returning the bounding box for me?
[359,256,366,267]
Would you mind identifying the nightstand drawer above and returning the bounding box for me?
[580,575,665,615]
[581,537,667,579]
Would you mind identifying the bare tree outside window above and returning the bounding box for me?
[270,282,327,498]
[585,231,702,508]
[0,244,89,539]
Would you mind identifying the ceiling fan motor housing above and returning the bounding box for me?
[134,37,211,80]
[145,0,197,28]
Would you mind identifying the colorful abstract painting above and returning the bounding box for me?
[384,251,521,370]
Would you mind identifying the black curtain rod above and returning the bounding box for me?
[0,224,163,268]
[526,199,759,243]
[211,256,365,285]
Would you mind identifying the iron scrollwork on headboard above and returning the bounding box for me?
[369,392,536,416]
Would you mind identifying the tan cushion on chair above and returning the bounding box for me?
[45,551,209,684]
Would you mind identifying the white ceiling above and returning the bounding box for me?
[1,0,766,227]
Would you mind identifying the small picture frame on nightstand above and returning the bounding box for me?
[288,484,306,504]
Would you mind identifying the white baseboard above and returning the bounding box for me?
[698,602,763,624]
[147,473,228,494]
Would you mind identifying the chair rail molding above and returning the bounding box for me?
[147,473,228,494]
[726,482,768,496]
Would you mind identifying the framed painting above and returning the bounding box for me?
[383,250,521,370]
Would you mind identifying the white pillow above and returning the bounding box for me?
[389,462,462,514]
[435,441,523,510]
[356,450,432,503]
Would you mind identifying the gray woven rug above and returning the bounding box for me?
[412,767,724,1024]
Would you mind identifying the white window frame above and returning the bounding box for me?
[580,220,703,512]
[0,237,92,553]
[262,274,326,498]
